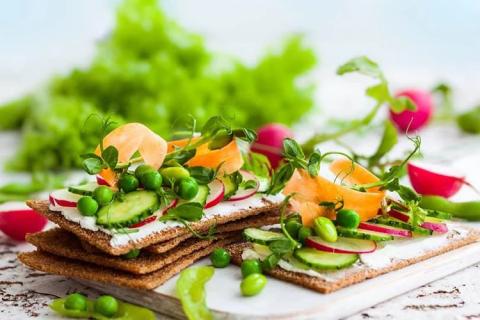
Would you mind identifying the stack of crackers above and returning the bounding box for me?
[19,199,282,290]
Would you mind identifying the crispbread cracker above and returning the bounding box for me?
[26,228,239,274]
[145,210,280,254]
[19,236,240,290]
[228,228,480,294]
[27,199,281,256]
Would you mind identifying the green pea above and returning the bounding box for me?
[140,171,162,190]
[94,295,118,317]
[93,186,114,206]
[64,293,88,311]
[298,226,312,244]
[336,209,360,229]
[159,166,190,181]
[241,259,262,278]
[420,196,480,221]
[313,217,337,242]
[240,273,267,297]
[118,174,139,193]
[134,164,155,179]
[175,177,199,200]
[210,248,231,268]
[285,220,302,239]
[123,249,140,260]
[77,196,99,216]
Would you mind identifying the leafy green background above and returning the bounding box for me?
[0,0,317,172]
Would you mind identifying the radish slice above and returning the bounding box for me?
[305,236,376,254]
[0,209,47,241]
[205,180,224,209]
[49,189,82,208]
[129,215,156,228]
[359,222,412,238]
[407,161,467,198]
[421,221,448,234]
[96,175,110,186]
[161,198,178,214]
[388,209,448,233]
[228,170,259,202]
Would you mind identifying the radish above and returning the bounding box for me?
[305,236,376,254]
[407,161,476,198]
[205,180,224,209]
[228,170,259,202]
[96,175,110,186]
[49,189,82,208]
[251,123,293,168]
[0,207,47,241]
[388,209,448,234]
[129,215,157,228]
[389,89,433,133]
[359,222,412,238]
[421,221,448,234]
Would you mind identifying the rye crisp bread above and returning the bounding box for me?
[145,210,281,254]
[228,228,480,294]
[18,236,240,290]
[27,199,281,256]
[26,228,240,274]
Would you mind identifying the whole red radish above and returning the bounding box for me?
[251,123,293,168]
[389,89,433,133]
[0,203,47,241]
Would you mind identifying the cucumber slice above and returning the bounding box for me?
[294,248,358,270]
[336,227,394,241]
[178,185,210,207]
[426,210,452,220]
[68,182,99,196]
[243,228,286,245]
[372,217,433,235]
[97,191,159,228]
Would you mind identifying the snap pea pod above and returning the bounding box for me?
[419,196,480,221]
[457,106,480,134]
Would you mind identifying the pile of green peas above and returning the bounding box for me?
[64,293,118,318]
[77,164,201,216]
[209,248,267,297]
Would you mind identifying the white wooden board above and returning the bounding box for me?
[81,240,480,320]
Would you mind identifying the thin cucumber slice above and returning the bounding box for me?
[372,217,433,235]
[178,185,210,207]
[243,228,286,245]
[294,248,358,270]
[426,210,452,220]
[336,227,394,241]
[306,236,376,254]
[97,191,159,228]
[68,182,99,196]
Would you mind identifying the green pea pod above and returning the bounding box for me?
[419,196,480,221]
[176,266,215,320]
[457,106,480,134]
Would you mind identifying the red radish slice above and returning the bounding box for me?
[421,221,448,234]
[388,209,449,233]
[96,175,110,186]
[388,210,410,223]
[205,180,224,209]
[228,170,259,202]
[305,236,376,254]
[130,215,157,228]
[359,222,412,238]
[407,161,471,198]
[0,209,47,241]
[49,189,82,208]
[161,198,178,214]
